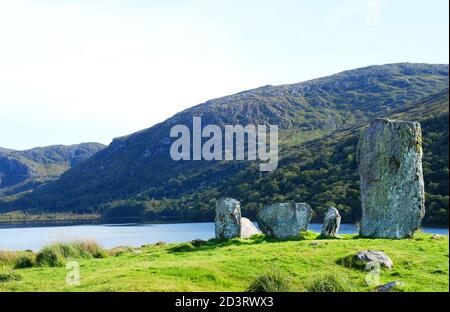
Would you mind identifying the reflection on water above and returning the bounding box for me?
[0,221,447,251]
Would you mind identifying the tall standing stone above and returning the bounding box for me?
[215,198,241,239]
[321,207,341,237]
[357,118,425,239]
[257,203,312,239]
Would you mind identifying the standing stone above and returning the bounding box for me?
[357,118,425,239]
[215,198,241,239]
[321,207,341,237]
[240,217,262,239]
[257,203,312,239]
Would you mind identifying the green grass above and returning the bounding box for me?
[0,233,448,292]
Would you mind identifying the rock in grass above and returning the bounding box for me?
[240,217,261,239]
[257,203,312,239]
[215,198,241,239]
[321,207,341,237]
[355,250,393,270]
[376,281,405,292]
[357,118,425,239]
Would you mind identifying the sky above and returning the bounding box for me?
[0,0,448,150]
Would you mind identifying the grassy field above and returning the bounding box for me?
[0,232,448,292]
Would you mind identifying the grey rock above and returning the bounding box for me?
[355,250,393,270]
[215,198,241,239]
[376,281,405,292]
[357,118,425,239]
[321,207,341,237]
[240,217,261,239]
[257,203,312,239]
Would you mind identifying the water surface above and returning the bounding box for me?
[0,221,447,251]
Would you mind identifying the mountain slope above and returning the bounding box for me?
[2,63,448,225]
[0,143,105,200]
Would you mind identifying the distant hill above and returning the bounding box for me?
[0,143,105,200]
[1,63,448,226]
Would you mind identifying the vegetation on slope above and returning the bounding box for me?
[99,89,449,226]
[0,143,105,201]
[0,63,448,226]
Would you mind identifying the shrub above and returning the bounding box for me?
[14,254,35,269]
[246,269,292,292]
[306,273,352,292]
[0,271,22,282]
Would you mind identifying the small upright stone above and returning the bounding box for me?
[321,207,341,237]
[240,217,261,239]
[357,118,425,239]
[257,203,312,239]
[215,198,241,239]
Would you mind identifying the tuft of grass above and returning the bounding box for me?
[0,271,22,282]
[36,240,107,266]
[336,254,367,270]
[306,272,352,292]
[36,246,66,267]
[108,246,135,257]
[0,250,18,266]
[297,230,320,240]
[14,254,35,269]
[169,242,196,253]
[72,239,108,258]
[246,269,292,292]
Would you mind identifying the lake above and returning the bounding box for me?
[0,221,448,251]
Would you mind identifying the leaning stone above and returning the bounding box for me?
[357,118,425,239]
[240,217,261,239]
[321,207,341,237]
[355,250,393,270]
[376,281,405,292]
[256,203,312,239]
[215,198,241,239]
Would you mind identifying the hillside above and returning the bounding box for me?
[0,143,105,200]
[1,63,448,225]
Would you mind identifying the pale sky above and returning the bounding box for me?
[0,0,448,150]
